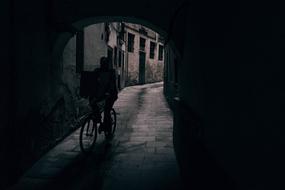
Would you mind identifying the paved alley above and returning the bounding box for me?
[9,82,183,190]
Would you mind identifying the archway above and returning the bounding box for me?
[52,16,181,120]
[42,17,182,190]
[52,16,181,68]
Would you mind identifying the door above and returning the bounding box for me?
[139,51,146,84]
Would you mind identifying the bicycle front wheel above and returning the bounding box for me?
[79,116,98,153]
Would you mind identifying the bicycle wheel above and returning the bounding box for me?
[104,108,117,139]
[79,116,98,153]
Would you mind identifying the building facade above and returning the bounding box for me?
[83,22,126,90]
[62,22,126,107]
[124,23,164,85]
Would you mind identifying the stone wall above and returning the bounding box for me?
[125,23,164,85]
[126,39,140,84]
[84,24,107,71]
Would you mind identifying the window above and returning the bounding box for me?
[119,23,125,41]
[149,41,156,59]
[140,37,146,51]
[127,33,135,52]
[158,45,164,61]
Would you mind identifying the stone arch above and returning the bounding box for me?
[51,16,181,75]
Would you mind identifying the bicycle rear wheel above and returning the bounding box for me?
[104,108,117,139]
[79,116,98,153]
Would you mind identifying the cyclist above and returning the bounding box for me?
[89,56,118,134]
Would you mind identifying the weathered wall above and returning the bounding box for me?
[62,35,90,118]
[126,31,140,85]
[108,23,119,48]
[1,1,77,187]
[172,1,285,190]
[109,23,127,89]
[62,36,78,99]
[84,24,107,71]
[145,33,164,83]
[125,23,164,85]
[145,59,164,83]
[125,24,140,85]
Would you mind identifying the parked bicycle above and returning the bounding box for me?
[79,98,117,153]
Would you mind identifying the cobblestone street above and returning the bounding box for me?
[10,82,182,190]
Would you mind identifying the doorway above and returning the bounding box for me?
[139,51,146,84]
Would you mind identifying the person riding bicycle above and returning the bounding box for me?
[89,56,118,134]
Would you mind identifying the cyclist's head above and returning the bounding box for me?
[100,57,109,70]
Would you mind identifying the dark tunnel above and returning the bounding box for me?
[2,0,285,189]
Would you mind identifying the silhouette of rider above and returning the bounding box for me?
[89,57,118,133]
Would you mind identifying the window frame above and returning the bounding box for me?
[127,32,135,53]
[139,37,146,51]
[149,41,156,59]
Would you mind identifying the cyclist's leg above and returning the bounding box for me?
[90,98,101,123]
[103,97,115,131]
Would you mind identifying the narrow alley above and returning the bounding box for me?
[10,82,182,190]
[4,2,285,189]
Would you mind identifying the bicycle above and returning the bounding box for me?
[79,98,117,153]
